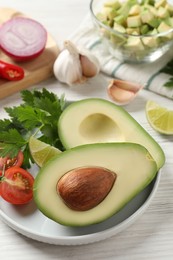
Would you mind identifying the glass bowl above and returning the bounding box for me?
[90,0,173,63]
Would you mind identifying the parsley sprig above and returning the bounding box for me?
[0,88,66,168]
[160,59,173,88]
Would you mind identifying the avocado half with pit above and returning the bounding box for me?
[34,143,157,227]
[58,98,165,170]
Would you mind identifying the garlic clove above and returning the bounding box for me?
[108,86,135,104]
[107,79,143,105]
[79,48,100,78]
[112,79,143,93]
[80,55,99,77]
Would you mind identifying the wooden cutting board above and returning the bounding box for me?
[0,7,60,100]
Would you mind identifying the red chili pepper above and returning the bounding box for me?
[0,60,24,81]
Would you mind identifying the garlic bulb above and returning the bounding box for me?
[53,40,100,86]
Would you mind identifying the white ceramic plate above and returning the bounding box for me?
[0,169,161,246]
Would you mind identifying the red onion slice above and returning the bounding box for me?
[0,17,47,61]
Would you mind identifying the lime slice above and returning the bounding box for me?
[146,100,173,135]
[29,136,61,167]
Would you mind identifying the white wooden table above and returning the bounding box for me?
[0,0,173,259]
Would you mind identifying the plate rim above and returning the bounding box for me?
[0,170,161,246]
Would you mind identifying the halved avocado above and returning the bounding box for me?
[34,143,157,227]
[58,98,165,170]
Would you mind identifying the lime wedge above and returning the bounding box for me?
[29,136,61,167]
[146,100,173,135]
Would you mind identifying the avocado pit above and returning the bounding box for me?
[57,166,117,211]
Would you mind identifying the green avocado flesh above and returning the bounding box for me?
[58,98,165,170]
[34,143,157,227]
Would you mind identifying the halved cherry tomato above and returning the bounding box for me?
[0,167,34,204]
[0,150,24,176]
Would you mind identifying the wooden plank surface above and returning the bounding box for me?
[0,7,60,99]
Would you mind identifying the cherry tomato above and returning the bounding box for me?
[0,150,24,176]
[0,167,34,204]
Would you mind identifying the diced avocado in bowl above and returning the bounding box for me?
[90,0,173,63]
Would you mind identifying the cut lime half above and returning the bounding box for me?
[146,100,173,135]
[29,136,61,167]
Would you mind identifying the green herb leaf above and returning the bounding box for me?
[0,129,26,145]
[160,59,173,76]
[0,119,13,131]
[160,59,173,88]
[12,105,46,130]
[20,89,36,106]
[0,143,20,158]
[4,106,23,130]
[164,77,173,88]
[0,88,66,168]
[0,129,27,158]
[23,143,33,169]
